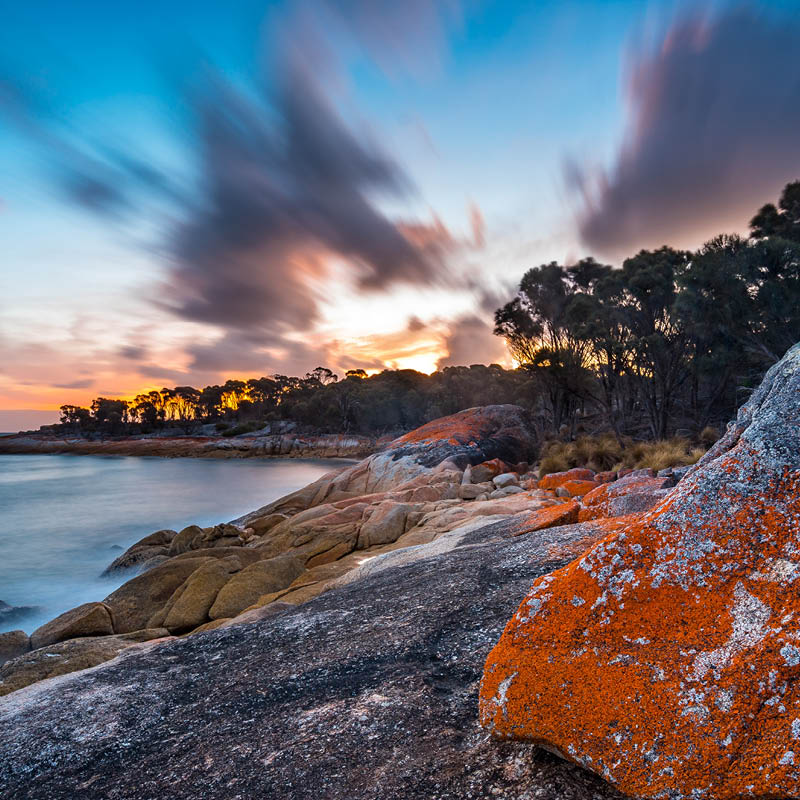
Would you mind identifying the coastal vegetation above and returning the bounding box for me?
[52,181,800,448]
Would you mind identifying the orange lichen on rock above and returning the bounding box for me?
[538,468,596,491]
[480,343,800,800]
[512,501,580,536]
[393,407,492,446]
[559,479,600,498]
[581,483,610,508]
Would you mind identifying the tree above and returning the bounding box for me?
[750,181,800,243]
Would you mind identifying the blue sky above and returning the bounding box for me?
[2,0,800,429]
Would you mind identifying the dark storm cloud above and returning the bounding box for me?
[571,6,800,257]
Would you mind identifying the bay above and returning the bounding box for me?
[0,454,350,633]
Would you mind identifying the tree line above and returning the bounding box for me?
[57,365,538,437]
[55,180,800,442]
[493,180,800,440]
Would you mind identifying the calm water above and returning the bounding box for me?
[0,454,351,634]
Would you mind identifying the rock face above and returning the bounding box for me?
[30,602,115,649]
[0,514,623,800]
[480,343,800,799]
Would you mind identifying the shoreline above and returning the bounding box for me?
[0,432,380,460]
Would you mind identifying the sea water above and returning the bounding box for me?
[0,454,351,633]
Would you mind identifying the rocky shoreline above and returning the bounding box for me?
[0,431,379,459]
[2,345,800,799]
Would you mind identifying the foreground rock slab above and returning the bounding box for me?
[0,517,623,800]
[480,343,800,799]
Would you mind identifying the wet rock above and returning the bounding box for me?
[208,555,306,620]
[0,601,39,626]
[0,512,620,800]
[102,529,177,576]
[104,557,213,633]
[480,342,800,800]
[0,631,30,666]
[30,602,115,649]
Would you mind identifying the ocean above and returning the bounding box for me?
[0,454,350,634]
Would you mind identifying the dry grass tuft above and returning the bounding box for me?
[538,434,710,476]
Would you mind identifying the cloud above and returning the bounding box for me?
[118,345,148,360]
[437,313,509,369]
[469,202,486,249]
[51,378,94,389]
[160,60,450,338]
[570,6,800,257]
[1,3,467,385]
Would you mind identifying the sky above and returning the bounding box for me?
[2,0,800,430]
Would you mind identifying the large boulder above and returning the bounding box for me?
[103,557,213,633]
[155,559,240,633]
[30,602,115,649]
[235,405,537,530]
[480,342,800,799]
[208,555,306,620]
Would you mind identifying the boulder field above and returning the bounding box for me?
[480,342,800,799]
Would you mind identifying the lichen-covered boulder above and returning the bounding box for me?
[236,405,536,531]
[480,343,800,799]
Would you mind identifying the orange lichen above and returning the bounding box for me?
[538,468,596,491]
[512,501,580,536]
[581,483,610,507]
[393,410,487,446]
[560,479,600,498]
[480,448,800,799]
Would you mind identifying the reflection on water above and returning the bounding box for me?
[0,454,351,633]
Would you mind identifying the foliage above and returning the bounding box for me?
[494,181,800,441]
